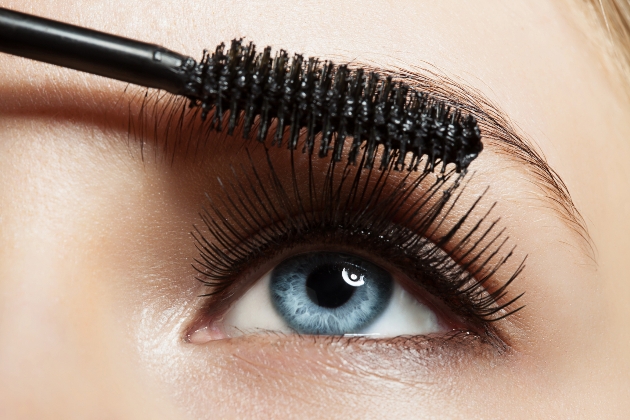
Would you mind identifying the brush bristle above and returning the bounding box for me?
[182,39,483,173]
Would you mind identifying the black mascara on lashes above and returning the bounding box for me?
[0,7,483,172]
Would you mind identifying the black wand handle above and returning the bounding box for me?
[0,7,195,95]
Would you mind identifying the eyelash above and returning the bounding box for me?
[190,145,525,338]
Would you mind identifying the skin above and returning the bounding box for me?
[0,0,629,418]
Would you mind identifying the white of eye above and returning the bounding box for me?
[220,269,447,338]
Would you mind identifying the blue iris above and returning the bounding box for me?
[269,252,393,335]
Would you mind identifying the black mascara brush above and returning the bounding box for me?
[0,7,483,172]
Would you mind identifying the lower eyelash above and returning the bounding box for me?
[191,146,525,334]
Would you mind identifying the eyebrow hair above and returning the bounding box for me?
[381,66,594,260]
[129,62,593,261]
[0,62,593,260]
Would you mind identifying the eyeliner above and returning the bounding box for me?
[0,7,483,173]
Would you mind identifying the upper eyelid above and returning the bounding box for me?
[0,59,592,259]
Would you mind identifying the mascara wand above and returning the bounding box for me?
[0,7,483,173]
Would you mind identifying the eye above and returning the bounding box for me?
[218,252,445,337]
[186,145,524,346]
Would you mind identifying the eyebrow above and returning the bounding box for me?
[0,62,593,260]
[0,6,593,259]
[128,63,594,262]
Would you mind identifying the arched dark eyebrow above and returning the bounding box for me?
[379,66,593,259]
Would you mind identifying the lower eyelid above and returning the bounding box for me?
[188,327,501,378]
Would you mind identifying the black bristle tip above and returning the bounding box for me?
[183,39,483,173]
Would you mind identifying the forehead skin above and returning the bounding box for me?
[0,0,629,419]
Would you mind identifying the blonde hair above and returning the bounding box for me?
[583,0,630,82]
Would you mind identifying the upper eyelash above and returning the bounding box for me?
[191,145,525,329]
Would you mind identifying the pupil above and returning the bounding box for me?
[305,264,358,308]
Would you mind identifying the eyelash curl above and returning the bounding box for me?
[190,143,525,340]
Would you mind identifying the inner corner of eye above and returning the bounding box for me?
[188,251,450,344]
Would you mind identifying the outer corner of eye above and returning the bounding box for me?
[187,251,452,344]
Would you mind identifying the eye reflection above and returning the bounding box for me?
[219,252,447,338]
